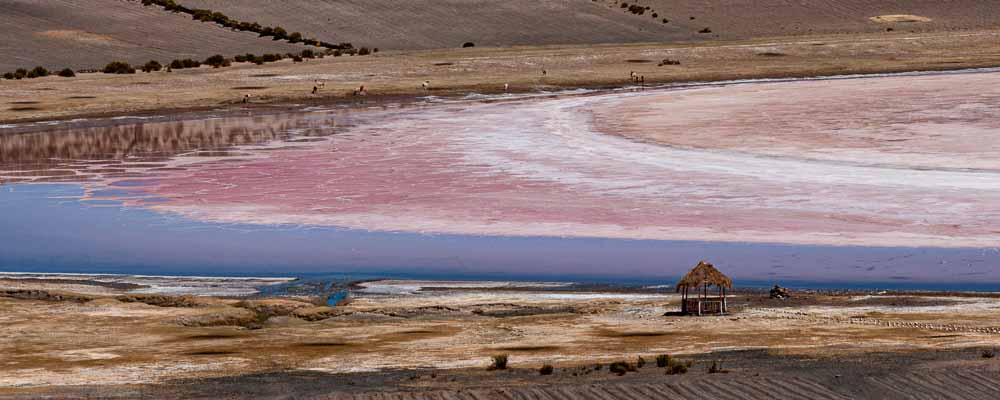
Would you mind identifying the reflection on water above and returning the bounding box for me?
[0,112,343,185]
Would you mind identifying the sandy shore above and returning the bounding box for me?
[5,30,1000,124]
[2,275,1000,398]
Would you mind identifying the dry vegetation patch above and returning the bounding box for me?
[870,15,932,23]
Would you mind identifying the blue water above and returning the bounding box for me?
[2,183,999,291]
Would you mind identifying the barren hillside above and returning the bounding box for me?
[184,0,1000,48]
[0,0,303,71]
[4,0,1000,73]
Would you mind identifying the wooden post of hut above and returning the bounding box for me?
[675,261,732,316]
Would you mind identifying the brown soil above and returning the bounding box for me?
[4,29,1000,124]
[6,348,1000,399]
[0,0,302,72]
[184,0,1000,49]
[2,278,1000,396]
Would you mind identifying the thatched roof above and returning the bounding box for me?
[675,261,733,292]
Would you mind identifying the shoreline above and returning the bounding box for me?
[5,30,1000,125]
[8,62,1000,131]
[3,271,1000,296]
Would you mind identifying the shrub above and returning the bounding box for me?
[142,60,162,73]
[261,53,282,63]
[14,68,27,79]
[2,72,13,80]
[373,48,379,53]
[655,354,672,368]
[288,32,303,43]
[699,27,712,33]
[292,55,303,62]
[636,356,646,368]
[539,364,554,375]
[272,26,288,40]
[170,59,201,69]
[666,359,691,375]
[488,354,509,370]
[609,361,636,376]
[663,18,669,23]
[204,54,230,68]
[57,68,75,77]
[984,349,996,359]
[103,61,135,74]
[301,49,315,59]
[358,47,371,56]
[462,42,475,48]
[29,66,50,78]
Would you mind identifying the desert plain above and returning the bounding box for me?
[3,275,1000,399]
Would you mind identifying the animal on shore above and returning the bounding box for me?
[312,86,318,94]
[242,94,250,104]
[542,69,547,76]
[504,83,509,92]
[422,81,430,90]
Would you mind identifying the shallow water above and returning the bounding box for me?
[2,71,999,288]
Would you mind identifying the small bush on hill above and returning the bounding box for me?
[462,42,475,48]
[292,55,303,62]
[272,27,288,40]
[488,354,509,370]
[169,59,201,69]
[609,361,636,376]
[204,54,230,68]
[103,61,135,74]
[301,49,315,59]
[14,68,27,79]
[142,60,162,73]
[57,68,75,77]
[665,358,691,375]
[655,354,672,368]
[2,72,14,80]
[984,349,996,359]
[25,66,49,78]
[539,364,554,375]
[358,47,371,56]
[288,32,303,43]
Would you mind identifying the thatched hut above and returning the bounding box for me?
[676,261,732,315]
